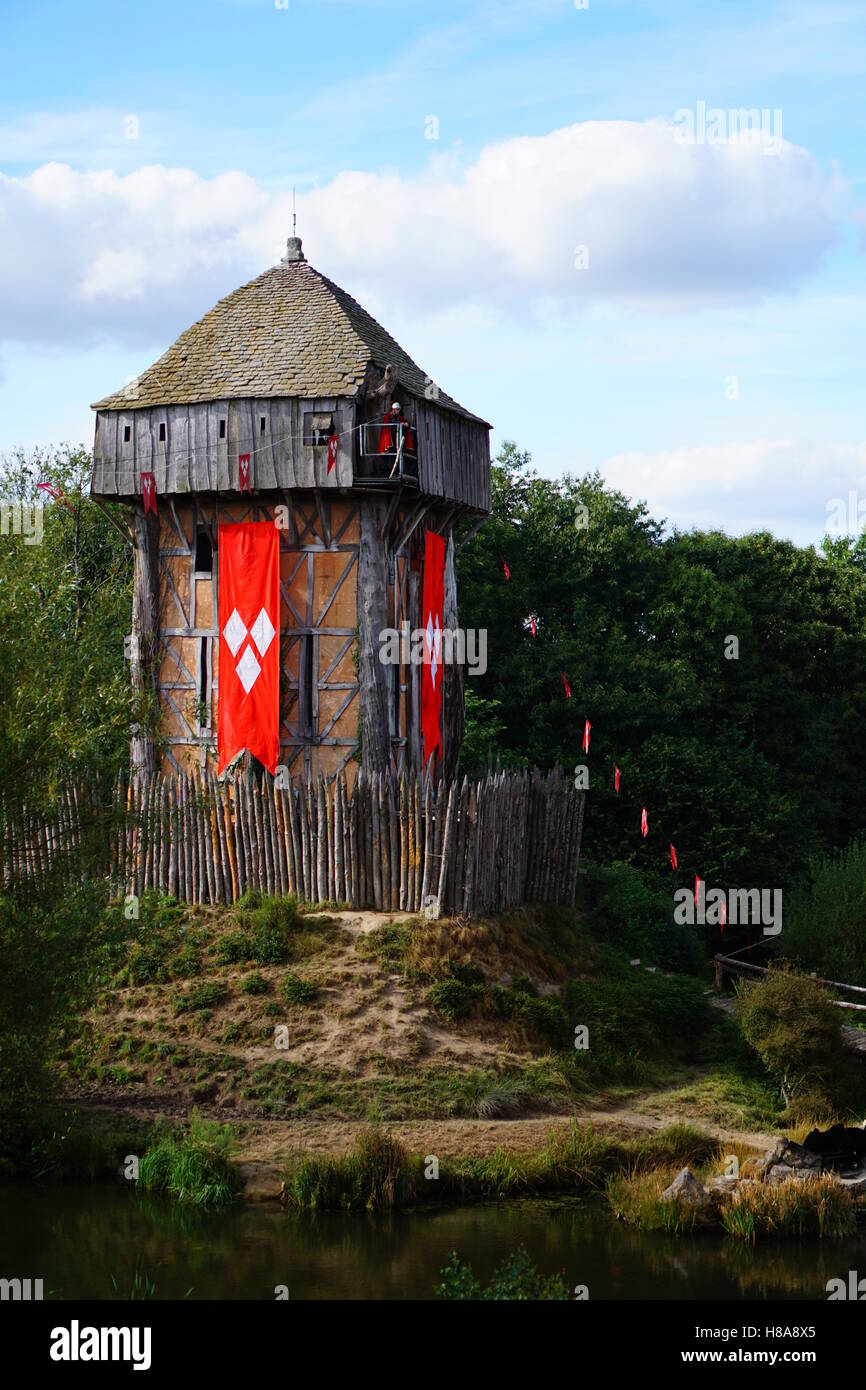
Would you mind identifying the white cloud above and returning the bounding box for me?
[601,439,866,543]
[0,119,843,348]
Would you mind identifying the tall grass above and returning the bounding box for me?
[606,1170,711,1234]
[283,1128,418,1210]
[721,1176,856,1242]
[137,1111,241,1208]
[281,1121,718,1210]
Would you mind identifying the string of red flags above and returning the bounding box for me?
[525,614,717,906]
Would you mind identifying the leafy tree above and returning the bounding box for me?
[457,444,866,914]
[0,877,117,1166]
[0,445,132,802]
[782,840,866,985]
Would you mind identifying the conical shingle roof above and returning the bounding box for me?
[92,248,486,425]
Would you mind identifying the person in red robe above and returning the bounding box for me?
[377,402,414,455]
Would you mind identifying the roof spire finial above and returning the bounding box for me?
[282,187,305,263]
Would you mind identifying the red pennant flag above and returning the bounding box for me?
[694,875,702,908]
[499,553,511,580]
[37,480,74,514]
[561,674,571,699]
[614,765,621,794]
[529,615,537,637]
[670,842,677,871]
[327,434,339,474]
[720,900,727,935]
[217,521,280,775]
[238,453,251,492]
[141,471,157,515]
[421,529,446,765]
[640,806,648,838]
[582,719,591,753]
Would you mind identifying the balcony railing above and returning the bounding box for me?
[355,421,419,485]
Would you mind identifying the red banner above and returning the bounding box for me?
[141,471,157,515]
[421,529,446,766]
[327,434,339,473]
[218,521,280,775]
[238,454,251,492]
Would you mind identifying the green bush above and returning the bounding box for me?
[222,892,301,965]
[240,971,268,996]
[734,968,853,1111]
[427,976,484,1020]
[356,922,414,967]
[436,1248,569,1300]
[173,981,227,1015]
[280,972,319,1006]
[216,930,251,966]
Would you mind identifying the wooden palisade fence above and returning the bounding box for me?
[1,766,584,917]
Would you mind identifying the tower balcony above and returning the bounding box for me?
[354,421,419,487]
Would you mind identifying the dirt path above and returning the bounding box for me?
[231,1103,777,1199]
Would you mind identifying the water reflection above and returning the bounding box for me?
[0,1184,856,1301]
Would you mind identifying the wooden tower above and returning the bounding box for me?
[90,235,491,786]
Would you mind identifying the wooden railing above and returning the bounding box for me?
[714,948,866,1013]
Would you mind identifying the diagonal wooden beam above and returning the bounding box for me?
[314,491,332,548]
[455,514,490,556]
[315,551,357,627]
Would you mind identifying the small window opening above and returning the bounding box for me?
[123,425,131,443]
[303,412,335,447]
[260,416,267,434]
[197,637,210,731]
[301,634,314,738]
[219,418,226,439]
[158,422,166,442]
[194,526,213,574]
[198,638,208,706]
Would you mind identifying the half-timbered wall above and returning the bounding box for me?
[155,494,361,784]
[151,492,460,786]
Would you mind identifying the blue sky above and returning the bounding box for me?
[2,0,865,542]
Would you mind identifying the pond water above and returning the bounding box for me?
[2,1183,860,1301]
